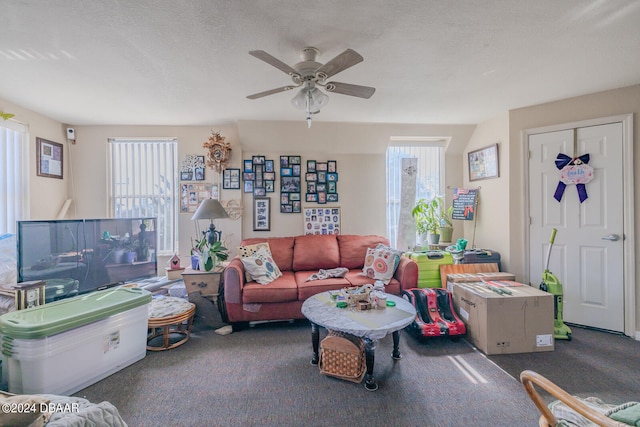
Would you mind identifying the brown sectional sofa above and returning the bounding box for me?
[222,234,418,324]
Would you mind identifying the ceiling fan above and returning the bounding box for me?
[246,47,376,127]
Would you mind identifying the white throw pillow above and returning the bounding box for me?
[240,247,282,285]
[360,246,400,284]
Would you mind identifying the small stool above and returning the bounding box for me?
[147,296,196,351]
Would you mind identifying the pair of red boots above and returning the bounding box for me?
[402,288,466,338]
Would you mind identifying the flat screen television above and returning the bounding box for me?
[17,217,157,302]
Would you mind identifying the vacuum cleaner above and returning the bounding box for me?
[539,228,572,341]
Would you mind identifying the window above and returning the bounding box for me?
[0,121,28,235]
[386,140,445,249]
[108,138,178,255]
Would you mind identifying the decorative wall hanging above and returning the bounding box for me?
[303,207,340,235]
[554,153,593,203]
[452,188,478,221]
[280,155,301,213]
[220,199,243,220]
[203,131,232,173]
[305,159,338,204]
[36,137,63,179]
[222,168,241,190]
[468,144,499,181]
[243,156,276,196]
[180,155,205,181]
[253,197,271,231]
[180,182,214,213]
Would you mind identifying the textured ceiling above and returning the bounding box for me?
[2,0,640,126]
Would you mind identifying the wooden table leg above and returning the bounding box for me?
[364,338,378,391]
[310,322,320,365]
[392,330,402,360]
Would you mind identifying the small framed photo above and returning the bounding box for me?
[280,156,289,168]
[292,201,301,213]
[252,155,265,165]
[180,171,193,181]
[328,181,337,193]
[281,168,293,177]
[253,197,271,231]
[223,168,241,190]
[254,187,266,196]
[305,172,317,182]
[265,181,274,192]
[318,192,327,204]
[306,193,318,202]
[307,182,317,193]
[243,172,255,181]
[468,143,499,181]
[244,180,253,193]
[194,167,205,181]
[317,171,326,183]
[289,155,301,165]
[265,160,274,172]
[244,159,253,172]
[316,162,328,172]
[327,193,339,202]
[327,160,337,173]
[289,192,301,201]
[263,171,275,181]
[307,160,316,172]
[292,164,301,176]
[327,172,338,182]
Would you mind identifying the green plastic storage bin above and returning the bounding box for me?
[406,251,453,288]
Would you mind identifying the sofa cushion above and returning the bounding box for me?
[295,271,351,300]
[240,237,295,271]
[240,247,283,285]
[361,246,400,284]
[242,271,298,304]
[337,235,390,269]
[292,234,339,271]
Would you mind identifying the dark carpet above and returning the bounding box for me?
[488,324,640,405]
[73,317,542,427]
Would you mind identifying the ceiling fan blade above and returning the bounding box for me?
[315,49,363,79]
[246,85,299,100]
[249,50,300,77]
[324,82,376,99]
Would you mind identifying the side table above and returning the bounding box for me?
[181,264,229,325]
[147,296,196,351]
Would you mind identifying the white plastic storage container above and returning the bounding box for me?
[1,287,151,395]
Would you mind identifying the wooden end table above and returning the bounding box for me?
[301,292,416,391]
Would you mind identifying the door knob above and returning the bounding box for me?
[602,234,620,241]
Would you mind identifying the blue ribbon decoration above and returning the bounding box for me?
[553,153,590,203]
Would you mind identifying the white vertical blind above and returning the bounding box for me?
[109,138,177,255]
[0,121,28,235]
[386,143,444,248]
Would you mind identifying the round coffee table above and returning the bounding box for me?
[147,296,196,351]
[301,292,416,391]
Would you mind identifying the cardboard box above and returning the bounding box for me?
[446,272,516,285]
[181,267,223,297]
[452,282,554,355]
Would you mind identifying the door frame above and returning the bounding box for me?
[522,114,635,337]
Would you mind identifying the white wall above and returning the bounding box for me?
[461,112,511,268]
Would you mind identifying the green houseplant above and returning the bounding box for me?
[192,235,229,271]
[412,197,441,244]
[438,201,455,243]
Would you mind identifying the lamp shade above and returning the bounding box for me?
[191,198,229,220]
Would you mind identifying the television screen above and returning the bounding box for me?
[17,217,157,302]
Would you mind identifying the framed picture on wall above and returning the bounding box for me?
[468,143,499,181]
[36,138,63,179]
[253,197,271,231]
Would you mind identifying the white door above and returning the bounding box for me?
[528,123,624,332]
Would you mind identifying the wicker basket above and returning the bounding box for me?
[342,284,372,307]
[319,330,366,383]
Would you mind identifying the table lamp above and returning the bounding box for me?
[191,198,229,245]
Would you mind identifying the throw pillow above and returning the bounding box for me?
[240,247,282,285]
[376,243,403,270]
[0,391,51,427]
[360,246,401,284]
[237,242,271,281]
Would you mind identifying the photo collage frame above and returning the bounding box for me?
[303,207,340,235]
[179,154,206,182]
[280,155,302,213]
[243,156,276,196]
[305,160,338,204]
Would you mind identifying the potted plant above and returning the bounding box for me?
[412,197,441,245]
[438,201,455,243]
[192,235,229,271]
